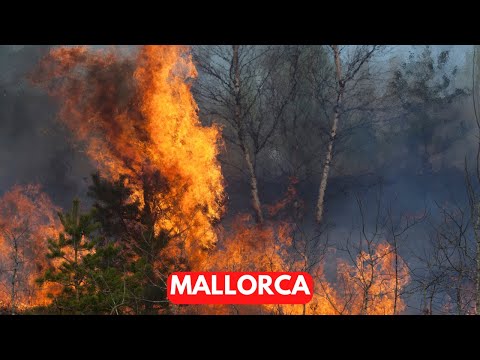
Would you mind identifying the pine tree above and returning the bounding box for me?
[37,199,98,313]
[88,173,175,314]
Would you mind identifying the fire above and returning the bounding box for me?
[191,215,300,314]
[209,214,295,272]
[206,218,409,314]
[336,243,410,314]
[202,181,409,314]
[0,185,61,312]
[33,46,224,268]
[311,243,410,315]
[28,45,410,315]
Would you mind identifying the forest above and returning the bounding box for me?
[0,45,479,315]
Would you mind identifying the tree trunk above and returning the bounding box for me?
[362,288,369,315]
[477,242,480,314]
[239,133,263,224]
[142,180,157,314]
[232,45,264,224]
[393,242,399,315]
[475,202,480,314]
[72,200,80,304]
[456,285,463,315]
[316,45,345,224]
[471,46,480,315]
[10,237,19,315]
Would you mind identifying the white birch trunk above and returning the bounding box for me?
[233,45,264,223]
[316,45,345,224]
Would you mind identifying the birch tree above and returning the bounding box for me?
[194,45,297,223]
[316,45,380,224]
[270,46,332,184]
[465,45,480,314]
[232,45,263,222]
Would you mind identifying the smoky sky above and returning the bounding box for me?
[1,45,478,211]
[1,45,479,314]
[1,45,477,208]
[0,45,93,208]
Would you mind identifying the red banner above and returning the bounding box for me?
[167,272,314,304]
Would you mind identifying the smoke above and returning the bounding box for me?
[0,45,93,208]
[1,45,478,313]
[1,45,476,237]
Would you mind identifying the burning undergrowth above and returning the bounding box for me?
[0,184,61,313]
[0,46,411,314]
[32,46,225,268]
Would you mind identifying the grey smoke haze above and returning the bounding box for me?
[1,44,476,222]
[0,45,93,207]
[1,45,478,314]
[0,45,476,213]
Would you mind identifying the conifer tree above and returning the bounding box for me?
[88,173,174,314]
[38,199,98,313]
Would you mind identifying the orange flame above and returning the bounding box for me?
[33,46,224,268]
[202,185,409,314]
[314,242,410,315]
[30,45,410,315]
[0,185,61,312]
